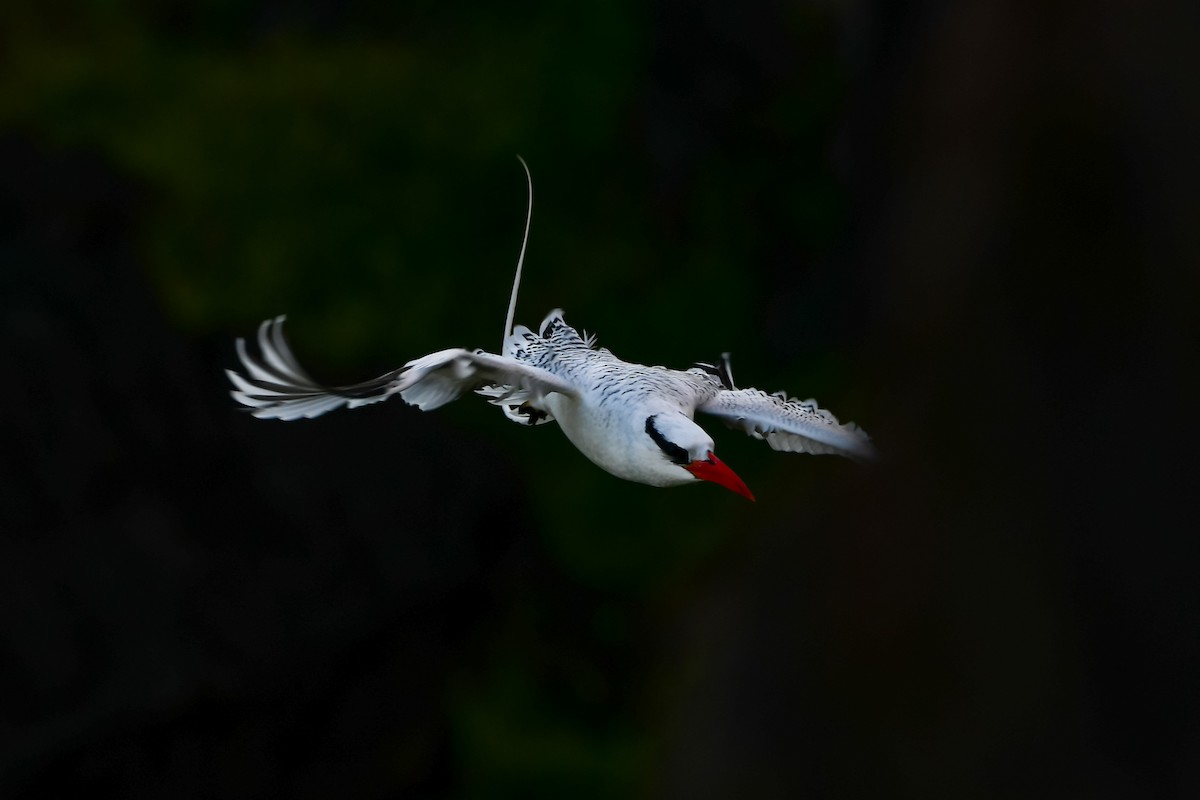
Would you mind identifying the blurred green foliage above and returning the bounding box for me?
[1,1,851,794]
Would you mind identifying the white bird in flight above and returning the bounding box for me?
[227,160,875,500]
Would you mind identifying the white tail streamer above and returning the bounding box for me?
[503,155,534,349]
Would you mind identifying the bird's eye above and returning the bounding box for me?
[645,415,690,465]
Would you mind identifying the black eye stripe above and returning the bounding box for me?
[645,415,690,465]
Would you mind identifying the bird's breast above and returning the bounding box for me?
[541,376,699,487]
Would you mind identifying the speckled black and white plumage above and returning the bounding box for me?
[228,308,875,491]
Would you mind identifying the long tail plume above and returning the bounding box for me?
[503,155,534,349]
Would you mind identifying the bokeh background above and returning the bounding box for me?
[3,1,1198,798]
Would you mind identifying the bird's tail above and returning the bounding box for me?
[502,156,534,350]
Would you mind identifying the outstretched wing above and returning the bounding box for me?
[228,316,578,421]
[698,388,877,461]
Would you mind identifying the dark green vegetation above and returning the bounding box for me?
[4,2,1199,798]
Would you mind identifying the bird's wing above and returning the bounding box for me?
[228,316,578,420]
[697,388,877,461]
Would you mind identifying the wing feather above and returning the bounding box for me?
[698,388,877,461]
[228,317,578,420]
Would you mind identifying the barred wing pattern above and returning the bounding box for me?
[228,317,578,421]
[698,388,877,461]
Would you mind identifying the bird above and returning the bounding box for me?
[226,160,875,501]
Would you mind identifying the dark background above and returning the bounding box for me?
[3,1,1198,798]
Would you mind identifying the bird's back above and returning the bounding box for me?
[507,310,717,410]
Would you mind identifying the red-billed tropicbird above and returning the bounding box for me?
[227,161,875,500]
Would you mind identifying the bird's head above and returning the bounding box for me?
[644,414,755,501]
